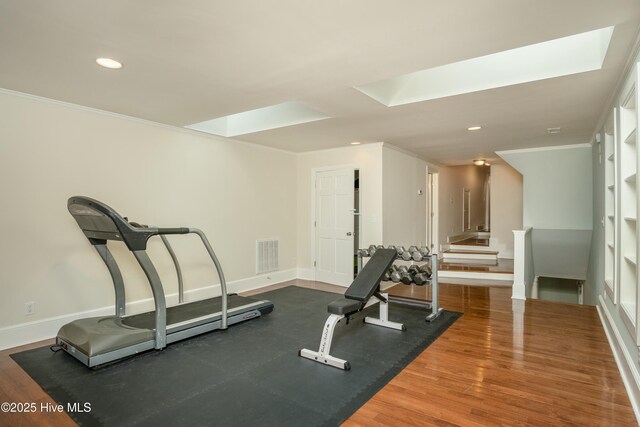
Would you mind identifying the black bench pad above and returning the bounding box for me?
[344,248,397,302]
[327,298,363,315]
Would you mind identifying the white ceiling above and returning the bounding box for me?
[1,0,639,165]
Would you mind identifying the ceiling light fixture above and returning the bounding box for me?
[485,162,491,166]
[467,126,482,131]
[473,159,485,166]
[547,127,561,134]
[96,58,123,69]
[350,141,361,145]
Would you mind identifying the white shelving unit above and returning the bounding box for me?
[618,82,639,339]
[604,108,617,302]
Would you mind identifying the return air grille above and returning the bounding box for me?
[256,239,279,274]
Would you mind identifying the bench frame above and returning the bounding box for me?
[299,292,404,370]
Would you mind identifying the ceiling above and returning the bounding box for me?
[1,0,639,165]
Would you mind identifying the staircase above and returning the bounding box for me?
[439,237,514,285]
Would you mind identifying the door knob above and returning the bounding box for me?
[346,232,352,236]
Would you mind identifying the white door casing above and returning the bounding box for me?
[314,168,355,286]
[463,188,471,231]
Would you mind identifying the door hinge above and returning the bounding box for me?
[314,221,316,227]
[314,261,316,267]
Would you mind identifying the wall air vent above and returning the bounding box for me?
[256,239,279,274]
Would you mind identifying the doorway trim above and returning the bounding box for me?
[427,171,439,252]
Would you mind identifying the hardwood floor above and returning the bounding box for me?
[347,284,636,426]
[0,281,635,426]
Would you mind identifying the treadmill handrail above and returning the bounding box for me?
[130,222,185,306]
[67,196,230,346]
[189,228,228,329]
[158,235,185,304]
[144,227,228,328]
[132,250,167,350]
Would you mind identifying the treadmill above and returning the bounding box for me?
[56,196,273,367]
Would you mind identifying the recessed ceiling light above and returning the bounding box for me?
[468,126,482,131]
[473,159,485,166]
[547,127,561,134]
[350,141,361,145]
[96,58,123,69]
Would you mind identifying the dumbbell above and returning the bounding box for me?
[382,268,391,281]
[387,245,396,251]
[368,244,377,256]
[389,265,402,283]
[409,265,429,285]
[401,247,413,261]
[376,245,385,250]
[403,265,428,285]
[413,270,429,285]
[419,246,430,257]
[357,248,369,257]
[396,265,412,285]
[396,246,407,257]
[420,263,432,277]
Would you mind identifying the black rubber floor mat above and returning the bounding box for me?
[11,286,461,427]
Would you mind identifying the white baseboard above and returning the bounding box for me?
[0,268,297,351]
[226,268,297,294]
[598,295,640,424]
[296,267,315,281]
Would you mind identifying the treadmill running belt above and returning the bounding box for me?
[122,294,265,330]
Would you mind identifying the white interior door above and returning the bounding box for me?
[315,168,355,286]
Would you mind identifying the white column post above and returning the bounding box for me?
[512,230,527,300]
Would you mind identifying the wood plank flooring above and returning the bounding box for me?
[0,281,635,426]
[347,284,636,426]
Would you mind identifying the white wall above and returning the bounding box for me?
[382,145,427,247]
[0,90,297,332]
[438,165,489,245]
[295,143,383,274]
[498,144,593,282]
[490,164,523,258]
[497,144,593,229]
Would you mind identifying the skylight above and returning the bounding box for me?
[185,101,330,137]
[355,26,614,106]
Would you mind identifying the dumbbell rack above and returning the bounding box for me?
[357,250,443,322]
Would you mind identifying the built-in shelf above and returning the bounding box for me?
[625,254,637,266]
[621,301,636,329]
[625,128,637,144]
[616,84,638,341]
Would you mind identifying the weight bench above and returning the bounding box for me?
[299,249,405,370]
